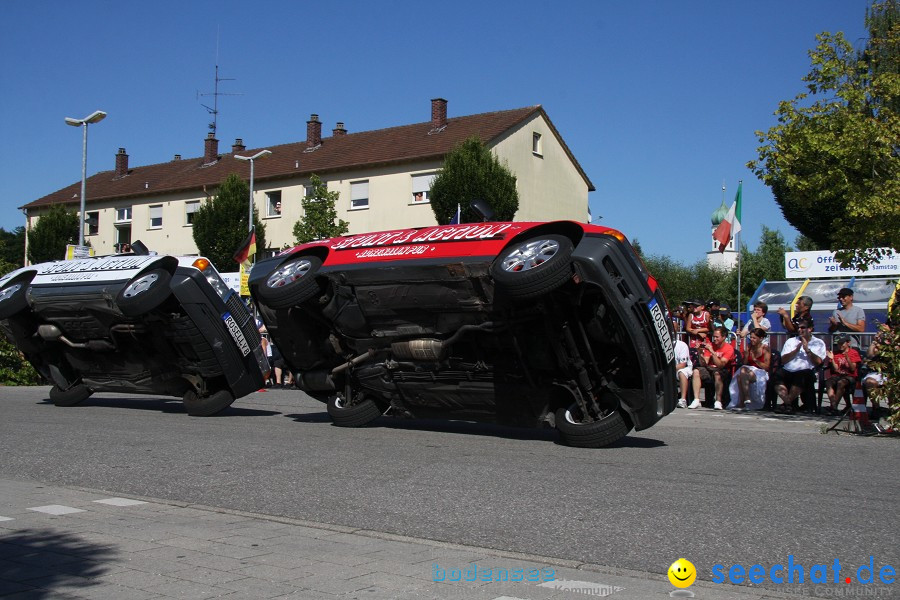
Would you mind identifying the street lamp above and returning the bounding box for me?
[65,110,107,246]
[234,149,272,233]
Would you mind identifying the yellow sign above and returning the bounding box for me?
[65,245,95,260]
[240,264,250,297]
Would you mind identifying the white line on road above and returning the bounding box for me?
[93,497,148,506]
[26,505,85,515]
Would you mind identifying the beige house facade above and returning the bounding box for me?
[23,99,594,262]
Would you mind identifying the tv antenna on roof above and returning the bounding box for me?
[197,30,242,137]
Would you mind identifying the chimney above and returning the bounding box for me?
[333,122,347,136]
[115,147,129,177]
[204,133,219,164]
[431,98,448,129]
[232,138,246,153]
[307,114,322,147]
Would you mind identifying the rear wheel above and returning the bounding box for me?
[491,234,574,299]
[0,274,33,320]
[555,403,629,448]
[327,394,381,427]
[182,389,235,416]
[49,384,93,407]
[256,256,322,309]
[116,269,172,317]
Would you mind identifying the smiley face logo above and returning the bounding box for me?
[668,558,696,588]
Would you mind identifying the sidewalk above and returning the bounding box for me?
[0,477,803,600]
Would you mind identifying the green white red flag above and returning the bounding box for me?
[713,182,742,252]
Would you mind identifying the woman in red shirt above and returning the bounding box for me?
[727,328,771,411]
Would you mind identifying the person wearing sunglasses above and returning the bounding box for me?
[774,317,826,414]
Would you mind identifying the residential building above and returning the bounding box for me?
[22,99,594,262]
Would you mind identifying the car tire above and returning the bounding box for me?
[256,256,322,309]
[0,274,33,320]
[182,389,235,417]
[491,234,574,299]
[327,395,381,427]
[116,268,172,317]
[555,403,629,448]
[49,384,93,407]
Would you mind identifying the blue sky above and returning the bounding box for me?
[0,0,872,263]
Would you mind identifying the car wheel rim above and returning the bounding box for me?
[333,396,346,409]
[122,273,158,299]
[0,283,22,303]
[500,239,560,272]
[267,259,312,289]
[564,407,582,425]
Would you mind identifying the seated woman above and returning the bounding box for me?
[825,334,861,415]
[727,328,771,411]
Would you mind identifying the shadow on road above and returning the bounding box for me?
[37,397,280,417]
[0,528,117,598]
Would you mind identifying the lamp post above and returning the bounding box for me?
[65,110,107,247]
[234,149,272,233]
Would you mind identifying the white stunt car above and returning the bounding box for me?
[0,243,269,415]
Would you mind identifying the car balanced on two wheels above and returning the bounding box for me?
[0,246,269,416]
[250,220,677,448]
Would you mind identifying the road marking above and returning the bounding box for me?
[93,497,148,506]
[0,516,13,522]
[538,578,624,596]
[27,505,85,515]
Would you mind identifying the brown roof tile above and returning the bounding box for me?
[23,105,593,210]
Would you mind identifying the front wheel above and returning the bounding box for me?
[116,269,172,317]
[327,395,381,427]
[555,403,629,448]
[183,389,235,416]
[49,384,93,407]
[491,234,574,299]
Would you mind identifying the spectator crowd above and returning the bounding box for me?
[670,288,891,425]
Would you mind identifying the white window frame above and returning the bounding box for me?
[411,173,436,204]
[265,191,282,218]
[532,132,543,156]
[148,205,163,229]
[185,201,200,226]
[115,207,132,223]
[350,180,369,210]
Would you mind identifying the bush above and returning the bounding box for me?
[0,336,42,386]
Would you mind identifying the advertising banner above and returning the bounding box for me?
[784,249,899,279]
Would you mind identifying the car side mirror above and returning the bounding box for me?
[470,199,495,222]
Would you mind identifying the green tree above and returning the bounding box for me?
[0,227,26,269]
[794,233,823,251]
[192,173,266,272]
[430,136,519,224]
[27,204,79,264]
[0,337,42,385]
[292,174,349,244]
[749,0,900,270]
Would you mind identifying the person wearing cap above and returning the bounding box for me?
[685,299,711,349]
[777,295,813,334]
[824,334,862,415]
[828,288,865,346]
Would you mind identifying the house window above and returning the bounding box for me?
[532,132,543,156]
[85,211,99,236]
[350,181,369,210]
[411,173,436,204]
[185,201,200,225]
[304,185,314,198]
[115,207,132,223]
[149,205,163,229]
[115,226,132,253]
[266,191,282,217]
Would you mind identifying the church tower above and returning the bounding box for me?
[707,200,738,270]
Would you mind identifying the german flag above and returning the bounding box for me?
[233,229,257,269]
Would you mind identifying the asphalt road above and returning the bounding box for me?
[0,385,897,591]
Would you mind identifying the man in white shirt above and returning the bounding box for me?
[774,317,826,414]
[674,338,692,408]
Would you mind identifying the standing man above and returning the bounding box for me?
[828,288,866,346]
[777,295,813,334]
[774,317,826,414]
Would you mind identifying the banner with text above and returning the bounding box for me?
[785,249,899,279]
